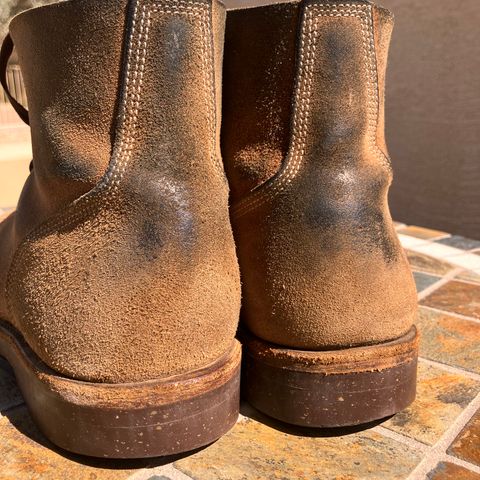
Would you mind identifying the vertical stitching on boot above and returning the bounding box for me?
[196,4,220,176]
[231,3,382,219]
[364,5,392,171]
[5,0,217,322]
[231,4,319,218]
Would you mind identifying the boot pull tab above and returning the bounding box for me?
[0,34,29,125]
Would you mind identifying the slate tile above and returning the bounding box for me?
[175,417,422,480]
[421,281,480,319]
[427,462,480,480]
[406,250,454,276]
[414,271,441,293]
[416,307,480,374]
[448,408,480,466]
[456,270,480,285]
[437,236,480,251]
[383,361,480,445]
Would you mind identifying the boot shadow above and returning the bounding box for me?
[239,401,393,438]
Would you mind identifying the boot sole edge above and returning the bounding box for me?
[241,326,418,428]
[0,320,241,458]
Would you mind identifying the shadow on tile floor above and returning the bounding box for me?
[239,401,390,438]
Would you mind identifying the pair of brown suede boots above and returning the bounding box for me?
[0,0,418,459]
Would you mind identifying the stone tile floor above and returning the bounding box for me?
[0,216,479,480]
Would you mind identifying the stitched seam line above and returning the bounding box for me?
[198,6,221,175]
[231,5,320,218]
[364,5,391,171]
[231,3,382,219]
[5,0,217,318]
[232,4,370,218]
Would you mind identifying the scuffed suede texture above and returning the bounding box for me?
[1,0,241,383]
[0,0,127,320]
[224,0,417,350]
[222,2,300,202]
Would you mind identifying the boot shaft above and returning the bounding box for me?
[223,0,394,205]
[222,2,299,200]
[11,0,227,226]
[10,0,127,222]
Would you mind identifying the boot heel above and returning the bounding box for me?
[0,321,241,458]
[241,326,418,427]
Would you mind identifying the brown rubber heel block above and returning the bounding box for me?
[0,320,241,458]
[241,326,419,427]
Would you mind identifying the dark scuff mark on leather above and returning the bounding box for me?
[304,197,398,264]
[138,218,165,259]
[53,156,97,182]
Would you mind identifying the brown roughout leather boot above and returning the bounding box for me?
[222,0,419,427]
[0,0,241,458]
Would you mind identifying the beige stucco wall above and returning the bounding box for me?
[380,0,480,239]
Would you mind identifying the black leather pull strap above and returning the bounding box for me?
[0,34,29,125]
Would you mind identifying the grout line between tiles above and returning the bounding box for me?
[428,252,480,270]
[373,425,429,452]
[406,392,480,480]
[399,235,436,249]
[398,231,451,242]
[451,275,480,287]
[417,268,462,301]
[440,453,480,475]
[401,234,451,242]
[399,235,480,270]
[0,124,30,130]
[418,357,480,382]
[420,305,480,324]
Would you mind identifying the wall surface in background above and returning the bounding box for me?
[380,0,480,239]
